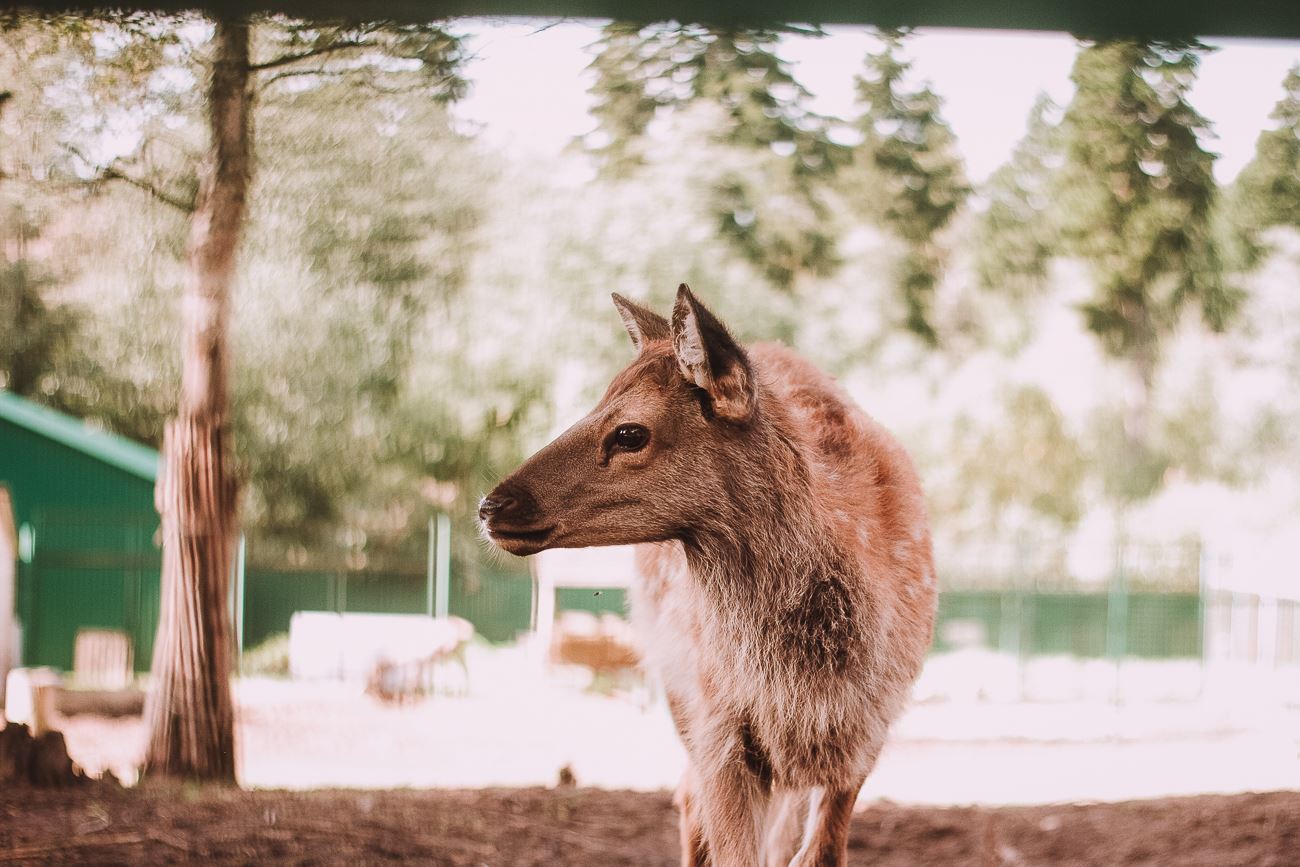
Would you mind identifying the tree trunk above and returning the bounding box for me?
[142,16,251,783]
[1122,342,1156,453]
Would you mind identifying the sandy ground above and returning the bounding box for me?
[50,646,1300,805]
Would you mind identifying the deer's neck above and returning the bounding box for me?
[682,417,842,599]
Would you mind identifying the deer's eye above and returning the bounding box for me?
[613,424,649,452]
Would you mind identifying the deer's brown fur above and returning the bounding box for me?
[481,285,937,866]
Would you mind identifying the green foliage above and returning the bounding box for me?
[1236,64,1300,229]
[974,94,1064,298]
[252,18,467,101]
[584,23,847,289]
[1054,39,1244,503]
[0,14,190,421]
[1057,40,1240,362]
[8,16,1298,571]
[1225,65,1300,266]
[851,29,969,344]
[0,203,78,396]
[586,23,843,174]
[240,632,289,677]
[942,387,1086,533]
[238,52,481,544]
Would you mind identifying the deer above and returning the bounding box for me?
[479,284,937,866]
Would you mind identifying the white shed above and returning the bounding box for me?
[530,545,638,661]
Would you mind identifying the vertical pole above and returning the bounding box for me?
[1197,536,1210,699]
[1107,532,1129,705]
[535,567,555,670]
[434,513,451,620]
[235,533,245,659]
[0,489,16,705]
[425,516,436,618]
[1009,533,1027,701]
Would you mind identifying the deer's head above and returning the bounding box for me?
[479,284,759,556]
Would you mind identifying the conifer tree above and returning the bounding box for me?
[1227,64,1300,265]
[852,28,969,344]
[1056,39,1241,501]
[973,93,1063,298]
[587,23,840,173]
[584,23,846,288]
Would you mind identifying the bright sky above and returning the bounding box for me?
[452,20,1300,184]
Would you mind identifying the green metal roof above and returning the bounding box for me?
[0,391,159,483]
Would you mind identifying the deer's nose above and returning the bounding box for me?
[478,493,514,522]
[478,483,540,526]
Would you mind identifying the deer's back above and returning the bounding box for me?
[750,342,935,606]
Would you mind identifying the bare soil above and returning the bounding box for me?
[1,784,1296,866]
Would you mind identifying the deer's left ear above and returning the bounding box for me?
[612,292,671,351]
[671,284,757,424]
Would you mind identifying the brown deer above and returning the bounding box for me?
[480,285,937,866]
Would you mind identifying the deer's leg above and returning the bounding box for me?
[675,767,711,867]
[694,718,772,867]
[762,789,807,867]
[788,781,862,867]
[666,693,710,866]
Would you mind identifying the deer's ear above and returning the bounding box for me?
[671,284,756,423]
[612,292,671,351]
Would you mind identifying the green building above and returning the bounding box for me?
[0,391,161,676]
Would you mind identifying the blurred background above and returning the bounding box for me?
[1,14,1298,806]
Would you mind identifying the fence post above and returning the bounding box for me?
[230,532,244,660]
[1106,532,1129,705]
[434,513,451,620]
[426,516,435,618]
[1198,536,1210,699]
[234,533,245,657]
[1008,533,1027,701]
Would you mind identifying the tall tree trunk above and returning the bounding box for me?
[1123,342,1156,452]
[142,16,250,783]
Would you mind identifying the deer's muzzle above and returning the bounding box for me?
[479,482,555,555]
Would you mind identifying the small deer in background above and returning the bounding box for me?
[481,285,937,866]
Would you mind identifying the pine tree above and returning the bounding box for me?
[584,23,847,288]
[852,28,969,344]
[586,23,841,173]
[973,93,1064,298]
[1056,39,1241,501]
[1227,64,1300,263]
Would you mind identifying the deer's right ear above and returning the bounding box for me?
[612,293,671,351]
[671,284,757,424]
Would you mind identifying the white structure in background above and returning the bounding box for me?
[1201,534,1300,707]
[288,611,470,682]
[531,545,637,664]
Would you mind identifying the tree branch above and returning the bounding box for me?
[62,144,195,213]
[260,66,354,88]
[248,40,367,72]
[100,165,195,213]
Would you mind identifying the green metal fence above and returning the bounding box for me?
[16,506,1221,669]
[20,509,160,672]
[240,561,537,648]
[932,590,1203,659]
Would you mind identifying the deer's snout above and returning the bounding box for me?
[478,481,541,528]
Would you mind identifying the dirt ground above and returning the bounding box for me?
[1,784,1297,866]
